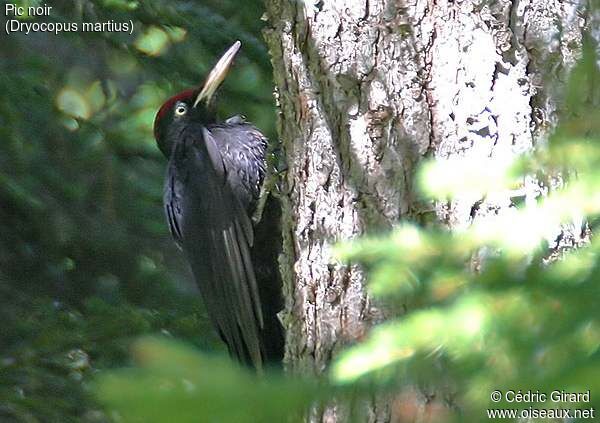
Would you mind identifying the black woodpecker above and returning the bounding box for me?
[153,41,284,370]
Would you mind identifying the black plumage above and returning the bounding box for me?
[153,42,284,369]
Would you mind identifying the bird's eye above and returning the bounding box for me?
[175,103,187,116]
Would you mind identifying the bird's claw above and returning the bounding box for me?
[225,114,247,125]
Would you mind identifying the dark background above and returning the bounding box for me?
[0,0,275,420]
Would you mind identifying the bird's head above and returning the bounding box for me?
[153,41,241,157]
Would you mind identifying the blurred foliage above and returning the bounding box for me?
[95,338,320,423]
[332,39,600,421]
[0,0,275,421]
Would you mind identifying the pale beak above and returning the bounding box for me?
[193,40,242,108]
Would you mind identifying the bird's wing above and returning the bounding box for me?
[207,123,267,213]
[164,171,184,249]
[164,127,264,368]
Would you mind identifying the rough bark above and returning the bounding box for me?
[262,1,590,421]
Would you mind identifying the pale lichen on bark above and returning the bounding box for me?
[262,0,590,421]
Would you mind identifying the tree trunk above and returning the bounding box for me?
[262,0,590,421]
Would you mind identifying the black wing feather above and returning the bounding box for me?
[164,125,264,368]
